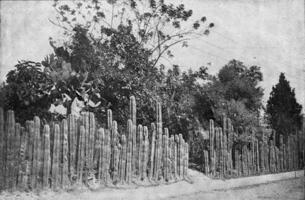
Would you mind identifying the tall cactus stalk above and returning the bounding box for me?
[76,125,85,185]
[142,126,149,180]
[204,150,209,175]
[219,128,224,177]
[174,135,179,179]
[184,143,189,177]
[32,116,41,189]
[215,127,220,176]
[61,119,69,187]
[130,96,136,125]
[129,96,137,175]
[241,145,246,176]
[178,134,184,179]
[234,150,239,176]
[0,108,4,191]
[104,129,111,185]
[68,114,77,181]
[167,135,173,181]
[111,120,118,179]
[119,135,127,184]
[107,110,113,173]
[14,123,21,190]
[223,129,227,177]
[154,102,163,181]
[148,123,156,180]
[126,140,132,183]
[136,125,144,178]
[126,119,133,177]
[18,127,27,190]
[52,124,61,189]
[6,111,15,190]
[25,121,34,190]
[42,125,50,189]
[113,145,119,184]
[227,118,233,176]
[88,112,95,175]
[97,128,104,182]
[172,135,177,179]
[208,120,215,175]
[279,135,284,171]
[163,129,169,181]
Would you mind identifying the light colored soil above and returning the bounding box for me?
[0,170,304,200]
[165,177,305,200]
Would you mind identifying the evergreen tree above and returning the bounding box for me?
[266,73,302,146]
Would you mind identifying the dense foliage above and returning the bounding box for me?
[0,0,272,166]
[266,73,302,146]
[3,61,55,123]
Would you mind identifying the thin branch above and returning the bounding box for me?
[151,38,190,68]
[48,18,71,31]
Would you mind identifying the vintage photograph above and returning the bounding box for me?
[0,0,304,199]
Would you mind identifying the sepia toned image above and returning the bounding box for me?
[0,0,304,199]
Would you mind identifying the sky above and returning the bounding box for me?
[0,0,304,108]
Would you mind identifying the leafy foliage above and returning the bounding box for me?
[4,61,55,123]
[266,73,302,145]
[42,0,215,130]
[51,0,214,67]
[198,60,264,132]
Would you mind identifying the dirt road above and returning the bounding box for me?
[165,177,304,200]
[1,171,303,200]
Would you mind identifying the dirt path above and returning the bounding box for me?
[1,171,303,200]
[165,177,305,200]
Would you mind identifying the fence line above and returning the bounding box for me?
[0,96,189,192]
[201,116,304,178]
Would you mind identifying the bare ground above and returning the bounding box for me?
[165,177,305,200]
[1,170,304,200]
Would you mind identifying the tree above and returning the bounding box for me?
[51,0,214,68]
[217,59,263,112]
[158,65,209,139]
[42,0,214,128]
[199,60,264,130]
[266,73,302,146]
[4,61,56,123]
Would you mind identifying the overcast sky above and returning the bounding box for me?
[0,0,304,108]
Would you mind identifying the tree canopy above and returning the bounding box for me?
[266,73,302,145]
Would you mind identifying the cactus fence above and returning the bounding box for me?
[199,116,304,178]
[0,96,189,192]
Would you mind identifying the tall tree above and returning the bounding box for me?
[266,73,302,145]
[43,0,214,126]
[201,59,264,130]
